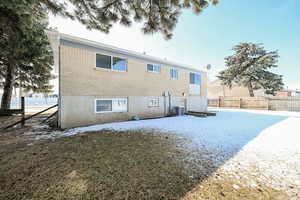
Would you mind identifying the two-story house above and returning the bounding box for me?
[48,31,208,129]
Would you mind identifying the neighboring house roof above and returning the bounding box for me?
[275,89,300,97]
[59,32,205,74]
[277,89,300,93]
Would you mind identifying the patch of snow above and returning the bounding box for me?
[64,109,300,196]
[25,130,64,140]
[210,108,300,118]
[220,116,300,195]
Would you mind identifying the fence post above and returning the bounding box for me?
[239,98,242,109]
[218,97,221,107]
[21,97,25,127]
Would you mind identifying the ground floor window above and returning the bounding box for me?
[95,98,128,113]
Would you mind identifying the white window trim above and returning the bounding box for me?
[94,98,113,113]
[95,52,127,72]
[94,98,128,113]
[147,63,161,73]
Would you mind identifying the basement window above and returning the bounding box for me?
[147,64,161,72]
[95,98,128,113]
[96,53,127,71]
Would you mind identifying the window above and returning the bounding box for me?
[148,98,159,107]
[112,98,128,112]
[189,73,201,85]
[96,54,111,69]
[95,98,128,113]
[189,73,201,95]
[95,99,112,112]
[96,53,126,71]
[170,68,178,79]
[112,57,126,71]
[147,64,161,72]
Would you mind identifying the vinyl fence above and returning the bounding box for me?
[208,96,300,112]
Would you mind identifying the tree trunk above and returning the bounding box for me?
[248,83,255,97]
[1,65,16,110]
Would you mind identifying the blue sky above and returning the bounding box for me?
[49,0,300,89]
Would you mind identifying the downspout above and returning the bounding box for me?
[58,41,61,128]
[163,92,166,116]
[168,93,171,115]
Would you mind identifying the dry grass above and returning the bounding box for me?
[0,130,212,200]
[0,116,290,200]
[0,114,56,151]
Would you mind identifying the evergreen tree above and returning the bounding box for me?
[37,0,218,39]
[1,0,218,109]
[217,43,284,97]
[0,1,53,110]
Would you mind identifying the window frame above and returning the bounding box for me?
[189,73,201,85]
[112,56,127,72]
[94,98,128,113]
[147,63,161,73]
[95,52,127,72]
[170,68,178,79]
[95,53,112,70]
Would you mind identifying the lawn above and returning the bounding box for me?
[0,129,215,200]
[0,109,299,199]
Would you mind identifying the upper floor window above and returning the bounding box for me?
[147,64,161,72]
[96,54,111,69]
[96,53,126,72]
[190,73,201,85]
[170,68,178,79]
[112,57,126,71]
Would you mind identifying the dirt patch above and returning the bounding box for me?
[64,170,88,195]
[183,172,289,200]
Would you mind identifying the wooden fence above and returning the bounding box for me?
[208,96,300,112]
[0,97,58,129]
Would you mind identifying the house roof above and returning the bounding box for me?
[59,33,205,74]
[277,89,300,93]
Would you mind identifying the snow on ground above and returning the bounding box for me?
[66,109,300,196]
